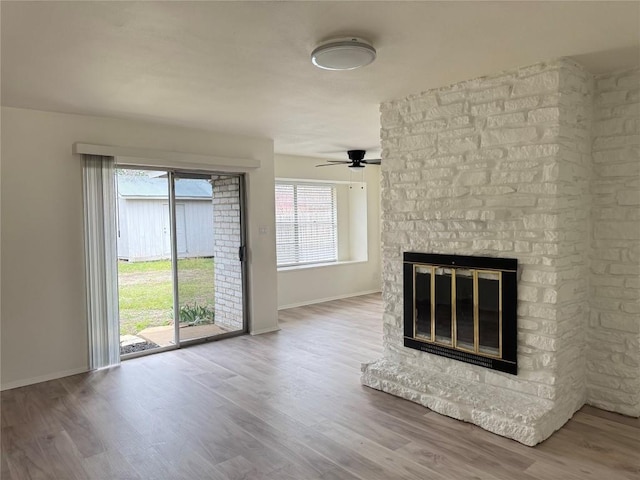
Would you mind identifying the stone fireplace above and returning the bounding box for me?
[361,59,640,446]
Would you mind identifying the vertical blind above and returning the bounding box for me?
[275,182,337,266]
[83,154,121,369]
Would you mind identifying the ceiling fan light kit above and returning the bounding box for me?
[311,37,376,71]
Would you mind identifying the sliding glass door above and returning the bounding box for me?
[116,168,246,357]
[175,174,245,344]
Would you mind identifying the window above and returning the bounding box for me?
[275,182,337,267]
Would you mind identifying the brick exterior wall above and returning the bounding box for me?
[212,175,244,330]
[362,59,639,445]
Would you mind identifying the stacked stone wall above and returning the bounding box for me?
[552,62,593,417]
[588,69,640,416]
[363,59,621,445]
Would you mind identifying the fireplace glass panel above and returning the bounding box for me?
[414,266,432,340]
[434,267,452,345]
[455,269,474,351]
[403,252,517,375]
[478,271,500,356]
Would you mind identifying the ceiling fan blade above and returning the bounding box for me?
[362,158,381,165]
[315,162,349,167]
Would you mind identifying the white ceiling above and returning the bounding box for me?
[2,1,639,160]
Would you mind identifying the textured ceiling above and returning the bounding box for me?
[2,1,639,159]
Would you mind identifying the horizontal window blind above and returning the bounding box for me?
[275,182,337,267]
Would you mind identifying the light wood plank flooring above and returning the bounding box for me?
[2,293,639,479]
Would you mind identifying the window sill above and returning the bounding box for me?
[277,259,368,272]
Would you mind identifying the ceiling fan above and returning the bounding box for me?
[316,150,381,168]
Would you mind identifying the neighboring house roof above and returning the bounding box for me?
[117,175,212,199]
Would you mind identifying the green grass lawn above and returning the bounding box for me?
[118,257,215,335]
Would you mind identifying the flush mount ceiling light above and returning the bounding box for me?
[311,37,376,71]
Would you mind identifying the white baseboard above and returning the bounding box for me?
[1,367,88,391]
[278,289,381,311]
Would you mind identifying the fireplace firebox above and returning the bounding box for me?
[404,252,518,374]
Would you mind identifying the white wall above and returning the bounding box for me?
[0,107,279,389]
[275,154,381,309]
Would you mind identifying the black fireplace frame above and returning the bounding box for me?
[403,252,518,375]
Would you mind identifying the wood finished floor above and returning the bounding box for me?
[2,293,639,479]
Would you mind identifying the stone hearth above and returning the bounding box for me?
[361,59,640,445]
